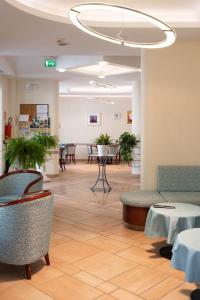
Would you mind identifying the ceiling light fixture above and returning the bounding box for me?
[69,3,176,49]
[89,80,116,89]
[57,68,67,72]
[98,61,108,66]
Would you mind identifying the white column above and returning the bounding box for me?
[132,80,141,175]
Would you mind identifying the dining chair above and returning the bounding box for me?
[87,144,97,164]
[59,147,67,171]
[108,144,120,164]
[65,144,76,164]
[0,190,54,279]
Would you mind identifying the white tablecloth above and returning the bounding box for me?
[145,203,200,244]
[171,228,200,283]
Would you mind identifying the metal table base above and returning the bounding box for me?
[90,157,112,193]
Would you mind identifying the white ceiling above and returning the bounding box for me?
[5,0,200,26]
[1,0,200,95]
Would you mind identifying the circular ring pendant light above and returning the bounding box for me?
[69,3,176,49]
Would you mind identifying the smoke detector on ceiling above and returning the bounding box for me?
[57,39,69,46]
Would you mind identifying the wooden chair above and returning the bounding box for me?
[59,147,66,171]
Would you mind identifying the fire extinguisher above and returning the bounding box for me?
[5,117,12,139]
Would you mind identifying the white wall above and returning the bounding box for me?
[141,41,200,189]
[59,96,132,159]
[16,79,59,136]
[5,78,60,175]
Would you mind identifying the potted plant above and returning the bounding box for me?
[32,133,58,160]
[95,133,112,156]
[5,137,46,170]
[118,132,137,165]
[31,133,58,181]
[5,134,58,172]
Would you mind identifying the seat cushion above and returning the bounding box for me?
[120,191,164,207]
[0,194,20,203]
[161,192,200,206]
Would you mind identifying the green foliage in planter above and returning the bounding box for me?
[95,133,112,145]
[118,132,137,163]
[5,137,46,170]
[32,133,58,154]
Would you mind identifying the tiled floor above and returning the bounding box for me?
[0,162,197,299]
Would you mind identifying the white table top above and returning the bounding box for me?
[145,202,200,244]
[151,202,200,217]
[172,228,200,283]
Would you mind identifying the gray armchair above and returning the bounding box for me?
[0,190,54,279]
[0,170,43,202]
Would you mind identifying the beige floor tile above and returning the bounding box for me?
[28,262,64,286]
[85,236,131,253]
[111,289,143,300]
[50,240,101,263]
[110,265,168,295]
[117,245,165,267]
[155,261,185,280]
[97,295,117,300]
[73,251,137,280]
[50,236,71,247]
[50,257,80,275]
[0,282,54,300]
[141,277,183,299]
[104,225,144,239]
[79,216,121,229]
[74,271,104,287]
[97,282,118,293]
[107,234,141,247]
[37,274,103,300]
[160,282,198,300]
[59,226,100,241]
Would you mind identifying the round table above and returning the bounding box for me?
[145,203,200,259]
[171,228,200,300]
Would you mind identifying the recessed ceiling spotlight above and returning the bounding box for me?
[57,39,69,46]
[98,61,108,66]
[69,3,176,49]
[98,74,106,79]
[105,100,115,105]
[57,68,67,72]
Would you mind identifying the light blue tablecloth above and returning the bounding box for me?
[145,203,200,244]
[171,228,200,283]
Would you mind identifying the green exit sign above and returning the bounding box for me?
[44,59,56,68]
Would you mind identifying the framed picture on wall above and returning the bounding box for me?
[127,111,132,124]
[88,113,101,126]
[113,112,122,120]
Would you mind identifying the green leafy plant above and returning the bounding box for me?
[32,133,58,155]
[5,137,46,170]
[118,132,137,164]
[95,133,112,145]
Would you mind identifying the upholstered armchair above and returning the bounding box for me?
[0,190,54,279]
[0,170,43,202]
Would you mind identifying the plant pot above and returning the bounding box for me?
[97,145,109,156]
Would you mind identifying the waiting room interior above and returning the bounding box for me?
[0,1,200,299]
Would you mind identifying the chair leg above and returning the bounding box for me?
[45,253,50,265]
[25,264,31,280]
